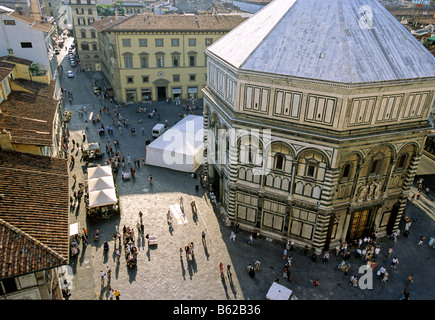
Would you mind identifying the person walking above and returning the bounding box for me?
[230,231,236,241]
[406,275,414,286]
[313,279,320,290]
[179,247,183,259]
[391,257,399,270]
[202,231,206,245]
[386,247,393,258]
[149,174,153,184]
[114,289,121,300]
[255,259,261,271]
[418,236,425,246]
[100,270,106,286]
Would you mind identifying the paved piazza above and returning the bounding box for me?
[63,68,435,302]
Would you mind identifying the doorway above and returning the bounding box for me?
[157,86,166,101]
[348,209,371,240]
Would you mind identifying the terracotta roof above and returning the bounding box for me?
[0,79,59,146]
[0,150,69,280]
[0,56,33,66]
[0,67,13,83]
[94,13,248,32]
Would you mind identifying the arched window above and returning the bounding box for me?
[274,154,284,171]
[370,159,381,175]
[397,154,407,169]
[342,163,351,178]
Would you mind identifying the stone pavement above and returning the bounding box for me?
[62,70,435,301]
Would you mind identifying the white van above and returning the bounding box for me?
[152,123,165,138]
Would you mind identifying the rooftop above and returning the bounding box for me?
[0,79,59,146]
[93,13,248,32]
[207,0,435,84]
[0,150,69,280]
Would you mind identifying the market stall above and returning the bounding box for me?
[87,165,119,219]
[69,222,80,257]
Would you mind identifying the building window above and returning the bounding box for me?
[189,54,196,67]
[141,89,152,102]
[3,20,15,25]
[126,76,133,84]
[189,74,196,81]
[139,39,147,47]
[91,31,96,38]
[156,54,164,67]
[172,55,179,67]
[306,164,316,177]
[142,75,149,83]
[87,18,94,25]
[81,43,89,51]
[92,43,97,51]
[155,38,163,47]
[188,38,196,46]
[342,163,351,179]
[88,8,92,14]
[173,74,180,82]
[20,42,32,48]
[122,39,131,47]
[123,55,133,68]
[81,31,86,38]
[370,159,381,175]
[205,38,213,45]
[397,154,407,170]
[140,55,149,68]
[274,154,285,171]
[171,38,179,46]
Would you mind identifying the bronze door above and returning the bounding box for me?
[349,209,370,240]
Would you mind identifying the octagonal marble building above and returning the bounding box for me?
[202,0,435,253]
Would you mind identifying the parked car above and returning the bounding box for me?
[70,60,76,67]
[67,70,74,78]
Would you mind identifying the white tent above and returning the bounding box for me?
[145,115,204,173]
[266,282,293,300]
[88,176,115,192]
[87,165,117,208]
[88,189,118,208]
[87,165,112,179]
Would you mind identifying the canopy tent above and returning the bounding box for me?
[88,176,115,192]
[266,282,293,300]
[145,115,204,173]
[87,165,117,208]
[88,189,118,208]
[87,165,112,179]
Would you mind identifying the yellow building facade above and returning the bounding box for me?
[94,14,247,103]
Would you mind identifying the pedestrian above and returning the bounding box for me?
[335,245,340,257]
[109,286,114,300]
[418,236,425,246]
[401,288,410,300]
[149,174,153,184]
[255,259,261,271]
[406,274,414,286]
[377,266,386,279]
[142,157,145,166]
[274,277,280,283]
[106,266,111,281]
[313,279,319,290]
[322,251,329,264]
[287,268,292,282]
[72,173,77,182]
[386,247,393,258]
[382,272,389,283]
[185,244,189,257]
[227,264,232,279]
[391,257,399,270]
[202,231,206,244]
[100,270,106,285]
[179,247,183,259]
[248,234,253,245]
[230,231,236,241]
[234,223,239,233]
[283,248,288,260]
[374,245,380,258]
[114,289,120,300]
[70,196,73,207]
[219,262,224,279]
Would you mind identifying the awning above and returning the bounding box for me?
[188,87,197,93]
[87,165,117,208]
[172,88,182,94]
[69,222,79,236]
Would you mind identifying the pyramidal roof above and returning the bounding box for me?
[206,0,435,83]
